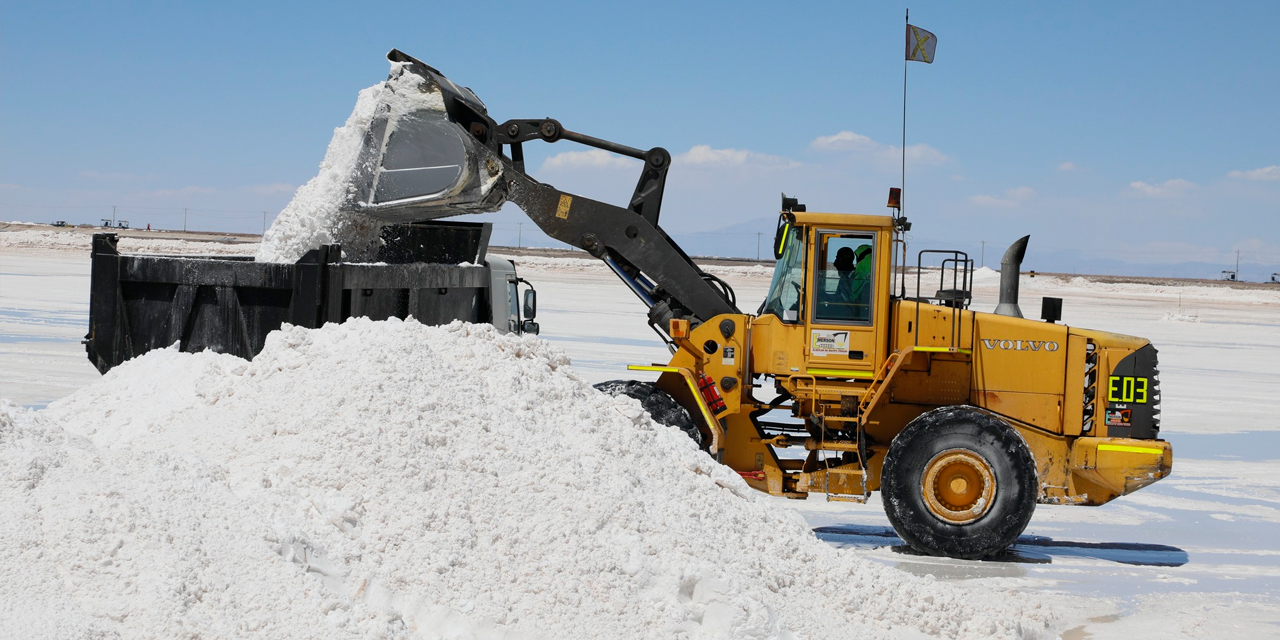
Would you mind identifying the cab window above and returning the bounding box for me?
[761,224,805,323]
[508,280,520,332]
[813,232,874,324]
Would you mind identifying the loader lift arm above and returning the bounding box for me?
[348,50,739,335]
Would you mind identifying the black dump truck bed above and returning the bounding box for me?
[85,221,536,374]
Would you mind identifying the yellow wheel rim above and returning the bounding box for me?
[921,449,996,525]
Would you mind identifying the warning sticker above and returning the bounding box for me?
[810,330,849,357]
[1105,408,1132,427]
[721,346,736,366]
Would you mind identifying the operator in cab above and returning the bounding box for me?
[830,245,873,321]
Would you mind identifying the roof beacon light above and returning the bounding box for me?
[887,187,902,210]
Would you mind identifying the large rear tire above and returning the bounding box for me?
[880,406,1038,559]
[594,380,705,449]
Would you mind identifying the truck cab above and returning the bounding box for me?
[487,256,539,336]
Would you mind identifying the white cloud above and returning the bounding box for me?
[246,183,296,195]
[1128,178,1195,198]
[141,185,217,198]
[541,145,794,172]
[541,149,639,170]
[1058,161,1077,171]
[809,130,948,167]
[810,131,878,152]
[1112,238,1280,266]
[77,170,150,182]
[674,145,796,167]
[969,186,1035,208]
[1230,237,1280,265]
[1227,165,1280,181]
[0,183,24,191]
[900,143,948,166]
[1114,240,1222,264]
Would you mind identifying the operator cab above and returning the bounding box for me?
[756,199,897,380]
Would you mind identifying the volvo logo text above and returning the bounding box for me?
[981,339,1060,352]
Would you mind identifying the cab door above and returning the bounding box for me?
[804,230,881,378]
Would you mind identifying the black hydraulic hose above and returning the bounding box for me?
[699,272,737,308]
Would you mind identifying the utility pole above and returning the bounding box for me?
[183,208,188,232]
[1236,249,1242,280]
[980,240,986,268]
[262,211,268,236]
[111,205,117,227]
[757,232,762,261]
[517,222,523,248]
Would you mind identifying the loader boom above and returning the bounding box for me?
[345,50,738,335]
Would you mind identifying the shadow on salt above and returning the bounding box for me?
[813,524,1188,567]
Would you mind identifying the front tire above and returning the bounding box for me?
[881,407,1038,559]
[594,380,705,448]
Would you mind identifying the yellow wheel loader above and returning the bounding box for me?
[344,51,1173,559]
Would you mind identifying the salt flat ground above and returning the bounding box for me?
[2,242,1279,638]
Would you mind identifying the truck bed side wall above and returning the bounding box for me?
[86,238,494,372]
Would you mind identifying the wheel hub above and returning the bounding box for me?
[921,449,996,525]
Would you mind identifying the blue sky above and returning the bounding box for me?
[3,1,1278,278]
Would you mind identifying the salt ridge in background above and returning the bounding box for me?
[494,253,777,280]
[4,319,1054,639]
[0,229,257,255]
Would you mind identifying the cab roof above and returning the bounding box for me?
[791,211,896,229]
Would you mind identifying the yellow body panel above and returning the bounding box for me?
[970,312,1070,397]
[1070,437,1173,503]
[750,313,808,378]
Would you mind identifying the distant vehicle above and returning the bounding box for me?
[1271,273,1279,284]
[53,221,66,227]
[1221,270,1237,281]
[100,219,112,227]
[116,220,130,229]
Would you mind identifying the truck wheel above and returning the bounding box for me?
[880,407,1037,559]
[594,380,705,449]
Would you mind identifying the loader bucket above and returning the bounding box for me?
[343,51,507,223]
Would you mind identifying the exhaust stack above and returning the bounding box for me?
[994,235,1030,318]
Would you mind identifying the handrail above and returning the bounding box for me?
[913,250,973,350]
[857,350,906,420]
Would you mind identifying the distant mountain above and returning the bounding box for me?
[1025,250,1280,282]
[669,215,778,260]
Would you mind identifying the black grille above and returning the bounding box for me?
[1082,341,1097,433]
[1106,344,1160,439]
[1150,356,1161,434]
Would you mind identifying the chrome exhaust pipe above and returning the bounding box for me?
[994,235,1030,318]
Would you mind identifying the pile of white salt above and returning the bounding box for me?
[1,319,1055,639]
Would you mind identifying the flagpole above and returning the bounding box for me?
[901,8,909,220]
